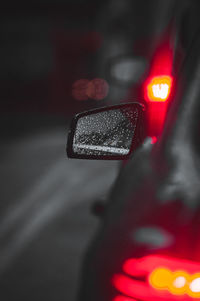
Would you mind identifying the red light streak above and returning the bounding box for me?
[112,255,200,300]
[113,295,137,301]
[143,43,174,137]
[123,255,200,276]
[112,274,153,300]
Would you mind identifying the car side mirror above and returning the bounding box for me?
[66,103,146,160]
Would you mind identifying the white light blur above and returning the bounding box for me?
[110,58,147,83]
[173,276,186,288]
[189,278,200,293]
[152,83,169,99]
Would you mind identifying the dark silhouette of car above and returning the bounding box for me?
[67,1,200,300]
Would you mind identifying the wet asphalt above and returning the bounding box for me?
[0,115,118,301]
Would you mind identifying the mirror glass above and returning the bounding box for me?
[72,106,139,157]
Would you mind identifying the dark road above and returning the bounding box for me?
[0,121,118,301]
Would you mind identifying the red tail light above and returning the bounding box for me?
[112,255,200,300]
[113,296,136,301]
[143,43,174,136]
[145,75,173,102]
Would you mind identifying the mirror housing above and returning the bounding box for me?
[67,103,146,160]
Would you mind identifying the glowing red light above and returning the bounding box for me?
[112,255,200,300]
[113,295,137,301]
[145,75,173,102]
[143,43,174,137]
[123,255,200,277]
[112,273,155,300]
[72,78,109,101]
[151,136,157,144]
[72,79,89,101]
[86,78,109,100]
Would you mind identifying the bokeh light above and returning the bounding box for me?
[149,268,200,297]
[86,78,109,100]
[72,79,90,101]
[113,255,200,300]
[188,274,200,298]
[145,75,173,102]
[72,78,109,101]
[149,267,172,290]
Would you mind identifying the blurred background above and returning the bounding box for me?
[0,0,181,300]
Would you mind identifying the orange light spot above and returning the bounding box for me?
[149,267,172,290]
[146,76,172,102]
[149,268,200,297]
[169,271,188,295]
